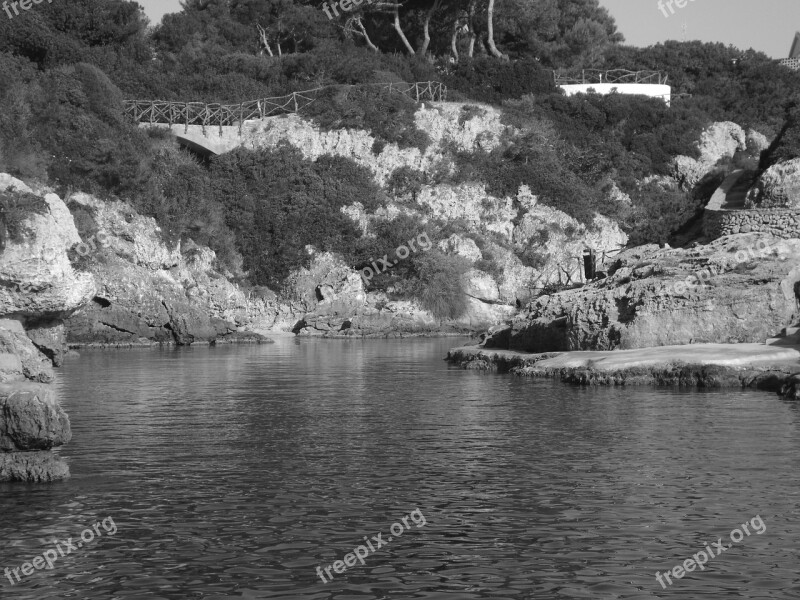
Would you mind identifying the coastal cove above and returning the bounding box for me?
[1,337,800,599]
[5,2,800,596]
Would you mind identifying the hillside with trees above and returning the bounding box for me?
[2,0,800,317]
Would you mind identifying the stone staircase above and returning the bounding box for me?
[766,326,800,345]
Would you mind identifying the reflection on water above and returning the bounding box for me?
[1,338,799,599]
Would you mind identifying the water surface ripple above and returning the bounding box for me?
[1,338,798,599]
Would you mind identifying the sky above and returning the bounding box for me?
[137,0,800,59]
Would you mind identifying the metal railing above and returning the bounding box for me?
[554,69,668,86]
[123,81,447,135]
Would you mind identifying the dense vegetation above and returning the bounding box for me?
[2,0,800,315]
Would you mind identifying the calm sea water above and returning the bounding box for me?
[1,337,799,599]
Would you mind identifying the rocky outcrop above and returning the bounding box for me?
[484,233,800,353]
[61,193,276,346]
[237,102,509,187]
[0,382,71,451]
[747,158,800,208]
[0,175,79,482]
[0,176,95,318]
[288,251,490,336]
[673,122,747,190]
[236,104,628,309]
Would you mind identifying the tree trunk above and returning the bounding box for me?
[355,17,380,52]
[257,24,274,57]
[418,0,441,56]
[393,5,416,55]
[486,0,507,60]
[450,18,460,63]
[467,0,477,57]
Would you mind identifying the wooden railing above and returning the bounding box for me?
[531,247,627,291]
[554,70,668,86]
[123,81,447,135]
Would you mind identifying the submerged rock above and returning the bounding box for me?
[779,374,800,400]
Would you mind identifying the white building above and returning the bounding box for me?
[555,70,671,105]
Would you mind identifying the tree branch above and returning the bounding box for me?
[256,24,274,57]
[393,4,415,54]
[486,0,508,60]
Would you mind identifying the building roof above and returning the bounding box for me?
[790,32,800,58]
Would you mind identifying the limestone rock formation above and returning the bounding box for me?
[487,233,800,352]
[673,122,747,190]
[0,181,95,318]
[0,382,71,451]
[62,193,277,346]
[238,102,509,186]
[0,175,80,482]
[748,158,800,208]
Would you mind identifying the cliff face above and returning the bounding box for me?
[61,192,279,346]
[240,103,628,336]
[488,233,800,352]
[0,175,83,482]
[46,102,632,340]
[12,108,772,343]
[239,102,508,186]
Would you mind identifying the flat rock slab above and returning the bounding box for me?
[533,343,800,371]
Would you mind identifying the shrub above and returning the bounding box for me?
[303,85,431,152]
[0,190,49,248]
[350,214,430,289]
[623,182,702,246]
[211,146,376,288]
[387,166,427,200]
[444,57,555,104]
[409,250,470,320]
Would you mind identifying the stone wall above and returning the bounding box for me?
[703,208,800,239]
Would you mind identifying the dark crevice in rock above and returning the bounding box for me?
[98,321,138,335]
[92,296,111,308]
[466,294,508,306]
